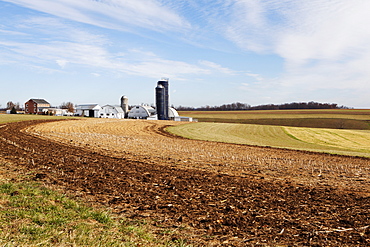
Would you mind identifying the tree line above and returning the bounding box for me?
[175,101,350,111]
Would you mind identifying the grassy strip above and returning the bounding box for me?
[0,181,153,246]
[168,122,370,158]
[167,122,322,149]
[284,127,370,154]
[0,163,191,247]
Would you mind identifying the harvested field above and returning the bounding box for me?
[1,119,370,246]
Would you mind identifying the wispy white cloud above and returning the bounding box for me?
[0,16,227,80]
[222,0,370,64]
[3,0,191,32]
[124,58,210,79]
[245,72,263,82]
[56,59,68,69]
[2,38,213,79]
[0,29,28,36]
[198,60,237,75]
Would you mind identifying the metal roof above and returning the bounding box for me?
[30,99,50,105]
[102,105,124,113]
[169,107,179,117]
[76,104,100,110]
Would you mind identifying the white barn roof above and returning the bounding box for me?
[102,105,124,113]
[128,105,155,119]
[76,104,101,110]
[169,107,179,118]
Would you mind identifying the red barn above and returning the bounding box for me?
[25,99,50,114]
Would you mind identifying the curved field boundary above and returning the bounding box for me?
[168,122,370,157]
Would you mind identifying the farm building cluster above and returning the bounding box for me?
[21,79,194,122]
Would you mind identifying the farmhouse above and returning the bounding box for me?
[99,105,125,119]
[75,104,102,117]
[25,99,50,114]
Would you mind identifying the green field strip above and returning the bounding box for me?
[284,127,370,154]
[169,123,318,149]
[168,122,370,158]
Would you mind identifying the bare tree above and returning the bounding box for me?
[6,101,15,110]
[60,102,75,113]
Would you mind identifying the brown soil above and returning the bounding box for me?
[0,119,370,246]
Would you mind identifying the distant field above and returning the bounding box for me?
[179,109,370,129]
[168,122,370,157]
[0,114,74,124]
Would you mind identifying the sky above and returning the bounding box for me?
[0,0,369,108]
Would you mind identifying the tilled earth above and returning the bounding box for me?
[0,120,369,246]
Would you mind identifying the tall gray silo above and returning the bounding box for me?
[120,95,129,118]
[157,79,169,120]
[155,84,165,120]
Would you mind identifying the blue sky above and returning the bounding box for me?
[0,0,369,108]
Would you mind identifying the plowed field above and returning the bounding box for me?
[1,119,370,246]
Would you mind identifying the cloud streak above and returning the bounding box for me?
[3,0,191,32]
[0,17,238,80]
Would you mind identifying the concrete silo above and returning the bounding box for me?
[157,79,169,120]
[155,84,165,120]
[120,95,129,118]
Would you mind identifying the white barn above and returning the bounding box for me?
[75,104,102,117]
[168,107,179,120]
[128,105,156,119]
[99,105,125,119]
[148,107,180,120]
[147,107,194,121]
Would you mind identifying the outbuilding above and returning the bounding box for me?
[168,107,179,120]
[75,104,102,117]
[99,105,125,119]
[128,105,155,119]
